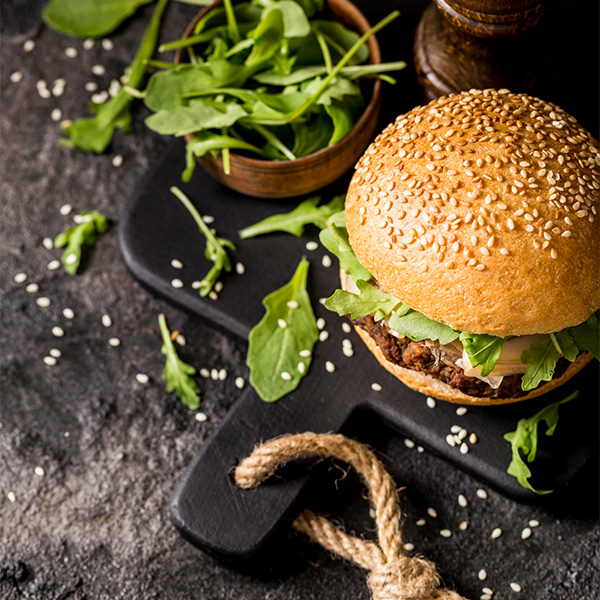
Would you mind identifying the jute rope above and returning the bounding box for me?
[234,432,467,600]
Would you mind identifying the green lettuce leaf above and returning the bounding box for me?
[503,391,578,494]
[459,332,508,377]
[247,258,318,402]
[521,337,559,391]
[568,311,599,359]
[324,280,403,321]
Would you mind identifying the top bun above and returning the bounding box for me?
[346,89,600,337]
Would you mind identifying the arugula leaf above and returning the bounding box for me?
[291,109,334,157]
[158,313,201,409]
[311,20,369,65]
[520,336,559,391]
[53,210,108,275]
[170,186,236,296]
[62,0,169,153]
[569,311,599,359]
[302,75,361,106]
[325,280,403,321]
[247,257,318,401]
[145,98,247,136]
[289,0,324,18]
[503,391,578,494]
[388,310,459,345]
[459,332,508,377]
[550,330,579,362]
[263,1,311,38]
[43,0,151,38]
[239,195,344,238]
[245,8,284,67]
[325,99,354,145]
[319,214,371,283]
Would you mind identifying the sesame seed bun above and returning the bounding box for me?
[353,322,593,405]
[346,89,600,337]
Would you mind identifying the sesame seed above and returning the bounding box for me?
[415,519,426,526]
[446,435,456,447]
[458,428,468,440]
[426,397,436,408]
[325,361,336,373]
[439,529,452,538]
[305,241,319,251]
[550,248,558,259]
[451,425,461,434]
[478,569,488,581]
[101,38,114,51]
[404,543,414,552]
[299,350,312,358]
[60,203,73,215]
[235,262,245,274]
[281,371,292,381]
[34,466,45,477]
[92,64,106,76]
[49,348,62,358]
[417,446,424,453]
[342,322,352,333]
[200,368,210,378]
[36,297,51,308]
[319,330,329,342]
[175,334,186,346]
[510,582,522,593]
[404,439,415,449]
[371,383,382,391]
[469,433,478,444]
[427,507,437,518]
[7,491,16,503]
[507,218,515,230]
[83,38,95,50]
[191,281,202,289]
[14,272,27,283]
[24,40,36,52]
[52,326,65,337]
[477,488,488,499]
[65,47,78,58]
[456,407,467,416]
[43,356,57,366]
[43,237,54,250]
[195,412,208,423]
[277,318,287,329]
[107,337,120,348]
[135,373,149,384]
[235,376,245,389]
[491,528,502,539]
[112,154,123,167]
[459,521,468,531]
[287,300,299,309]
[101,314,112,328]
[63,308,75,319]
[317,318,327,331]
[218,368,227,381]
[460,442,469,455]
[85,81,99,92]
[529,519,540,528]
[321,255,332,268]
[297,362,306,374]
[458,494,468,507]
[521,527,532,539]
[171,278,184,289]
[214,281,223,293]
[210,368,219,380]
[10,70,24,83]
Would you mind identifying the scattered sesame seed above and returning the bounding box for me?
[192,281,202,289]
[60,203,73,216]
[277,318,287,329]
[317,318,326,330]
[415,519,426,526]
[34,466,45,477]
[325,361,336,373]
[319,330,329,342]
[491,528,502,539]
[235,262,245,275]
[65,253,77,265]
[52,326,65,337]
[478,569,487,581]
[85,81,99,92]
[73,214,91,224]
[214,282,223,293]
[459,521,468,531]
[91,91,109,104]
[51,82,65,97]
[65,47,78,58]
[521,527,532,540]
[439,529,452,538]
[24,40,35,52]
[321,255,332,268]
[297,362,306,374]
[458,428,468,440]
[200,368,210,378]
[287,300,299,309]
[43,237,54,250]
[235,376,245,389]
[342,322,352,333]
[201,215,214,224]
[446,435,456,447]
[64,431,70,437]
[469,433,478,444]
[43,356,57,366]
[481,595,492,600]
[36,297,51,308]
[404,543,414,552]
[281,371,292,381]
[305,241,319,251]
[14,272,27,283]
[529,519,540,528]
[7,491,16,503]
[101,38,114,51]
[49,348,61,358]
[417,446,424,453]
[299,349,311,358]
[51,108,63,122]
[195,412,208,423]
[171,278,184,289]
[91,64,106,76]
[426,397,436,408]
[477,489,488,499]
[102,314,112,328]
[460,443,469,454]
[450,425,461,434]
[318,297,327,305]
[404,439,415,449]
[135,373,149,384]
[427,507,437,518]
[83,38,95,50]
[208,291,218,301]
[371,382,382,391]
[458,494,468,508]
[456,407,467,416]
[216,368,226,381]
[210,368,219,380]
[63,308,75,319]
[112,154,123,167]
[175,334,186,346]
[108,337,121,347]
[510,583,522,593]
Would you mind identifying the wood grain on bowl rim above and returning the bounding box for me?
[175,0,383,199]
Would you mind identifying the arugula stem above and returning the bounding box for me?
[122,85,146,98]
[221,128,231,175]
[250,10,400,126]
[158,313,178,369]
[549,332,562,355]
[315,32,332,73]
[223,0,241,44]
[159,27,226,52]
[145,59,178,70]
[252,124,296,160]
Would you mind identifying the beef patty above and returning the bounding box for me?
[352,314,569,399]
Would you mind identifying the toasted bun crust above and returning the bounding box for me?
[354,324,593,405]
[346,89,600,337]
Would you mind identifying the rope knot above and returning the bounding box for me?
[367,557,440,600]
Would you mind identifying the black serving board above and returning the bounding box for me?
[119,139,599,561]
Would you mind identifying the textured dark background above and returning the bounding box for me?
[1,1,599,599]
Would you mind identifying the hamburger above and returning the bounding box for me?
[320,88,600,405]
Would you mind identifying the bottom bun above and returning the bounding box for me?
[354,325,593,406]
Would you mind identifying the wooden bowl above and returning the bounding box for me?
[176,0,382,199]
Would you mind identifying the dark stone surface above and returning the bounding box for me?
[1,1,598,599]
